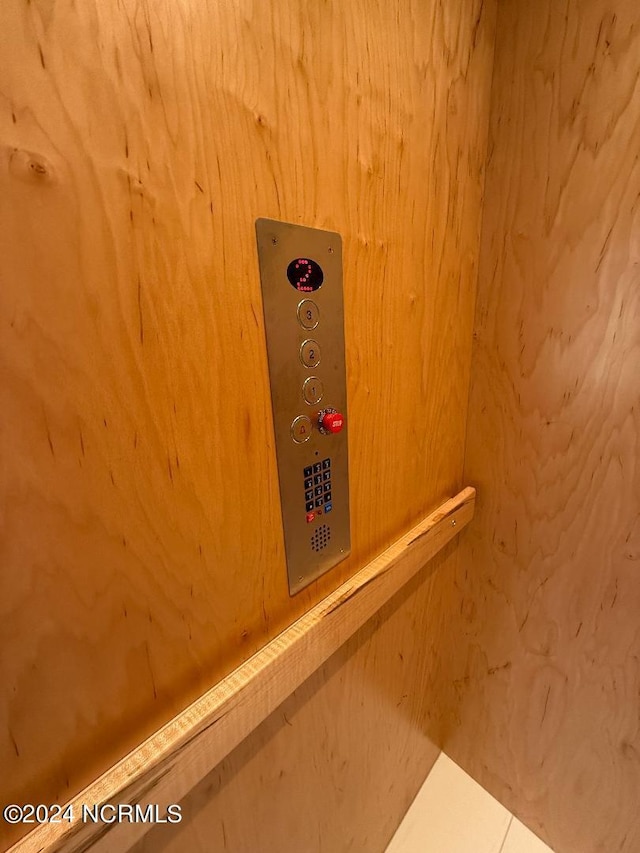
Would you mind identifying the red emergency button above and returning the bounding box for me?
[318,409,344,434]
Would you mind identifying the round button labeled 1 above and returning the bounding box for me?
[303,376,324,405]
[291,415,313,444]
[297,299,320,330]
[300,339,321,368]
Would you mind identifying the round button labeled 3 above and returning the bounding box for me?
[300,339,321,368]
[297,299,320,330]
[303,376,324,405]
[291,415,313,444]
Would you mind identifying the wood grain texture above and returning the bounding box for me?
[438,1,640,851]
[132,548,458,853]
[0,0,495,848]
[8,488,474,853]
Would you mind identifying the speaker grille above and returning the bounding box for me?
[311,524,331,552]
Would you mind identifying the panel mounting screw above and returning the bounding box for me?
[451,519,456,527]
[271,237,278,245]
[328,246,334,253]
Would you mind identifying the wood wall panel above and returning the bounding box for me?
[8,490,474,853]
[438,1,640,851]
[132,547,458,853]
[0,0,495,848]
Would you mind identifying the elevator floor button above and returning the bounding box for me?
[303,376,324,405]
[291,416,312,443]
[300,339,321,368]
[297,299,320,330]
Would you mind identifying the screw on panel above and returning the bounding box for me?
[271,237,278,245]
[451,519,456,527]
[328,247,334,253]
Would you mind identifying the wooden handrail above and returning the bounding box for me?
[8,487,475,853]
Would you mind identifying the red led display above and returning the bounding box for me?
[287,257,324,292]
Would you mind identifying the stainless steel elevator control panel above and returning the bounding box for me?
[255,218,350,595]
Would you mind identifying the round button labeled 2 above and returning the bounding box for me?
[303,376,324,405]
[297,299,320,330]
[291,415,313,444]
[300,339,321,368]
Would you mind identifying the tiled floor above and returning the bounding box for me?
[385,754,554,853]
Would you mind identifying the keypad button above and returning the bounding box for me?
[306,501,314,512]
[302,376,324,405]
[313,463,322,474]
[291,416,312,444]
[304,478,313,490]
[305,490,314,502]
[322,458,331,470]
[324,503,332,513]
[323,483,331,493]
[304,466,312,478]
[322,471,331,482]
[315,498,324,508]
[313,474,322,486]
[300,339,321,368]
[323,492,332,503]
[297,300,320,330]
[314,486,323,497]
[306,512,315,523]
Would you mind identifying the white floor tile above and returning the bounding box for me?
[385,753,512,853]
[501,818,554,853]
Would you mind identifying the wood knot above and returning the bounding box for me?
[8,148,55,184]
